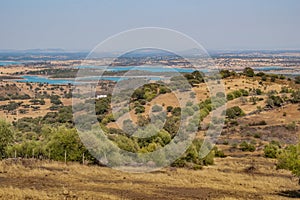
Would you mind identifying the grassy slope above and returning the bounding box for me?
[0,157,298,200]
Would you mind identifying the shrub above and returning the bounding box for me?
[220,69,236,79]
[239,89,249,96]
[291,90,300,103]
[163,116,180,136]
[226,93,234,101]
[270,76,276,82]
[152,105,163,112]
[0,101,22,112]
[261,75,267,81]
[264,141,281,158]
[243,67,255,77]
[279,75,285,80]
[45,127,87,162]
[225,106,245,119]
[277,142,300,179]
[232,90,242,98]
[266,95,283,108]
[0,120,14,158]
[239,141,255,152]
[171,107,181,116]
[285,121,296,131]
[172,139,215,169]
[283,112,286,117]
[135,106,145,114]
[256,88,262,95]
[295,76,300,84]
[166,106,173,112]
[256,72,265,77]
[249,120,267,126]
[110,135,139,153]
[159,86,170,94]
[186,101,193,107]
[216,92,225,98]
[214,147,226,158]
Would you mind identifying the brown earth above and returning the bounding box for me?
[0,156,299,200]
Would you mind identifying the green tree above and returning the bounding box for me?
[171,139,215,169]
[295,76,300,84]
[225,106,245,119]
[266,95,283,108]
[46,126,86,162]
[239,141,255,152]
[152,105,163,112]
[277,142,300,184]
[264,141,281,158]
[166,106,173,112]
[50,95,62,105]
[243,67,255,77]
[291,90,300,103]
[0,120,14,158]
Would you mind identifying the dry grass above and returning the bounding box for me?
[0,157,298,200]
[0,66,47,75]
[0,74,299,199]
[0,98,75,122]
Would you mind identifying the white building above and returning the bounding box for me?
[96,94,107,99]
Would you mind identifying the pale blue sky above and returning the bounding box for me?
[0,0,299,50]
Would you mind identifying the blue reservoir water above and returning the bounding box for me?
[74,65,203,73]
[15,65,203,84]
[17,75,162,85]
[0,61,22,66]
[17,76,76,85]
[255,66,288,71]
[11,64,216,85]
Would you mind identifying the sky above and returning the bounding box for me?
[0,0,299,51]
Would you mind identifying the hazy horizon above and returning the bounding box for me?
[1,0,300,51]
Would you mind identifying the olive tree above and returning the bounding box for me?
[277,142,300,185]
[0,120,14,158]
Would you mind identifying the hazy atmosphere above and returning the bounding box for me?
[0,0,300,50]
[0,1,300,199]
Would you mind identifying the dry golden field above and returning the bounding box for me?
[0,74,299,199]
[0,156,299,200]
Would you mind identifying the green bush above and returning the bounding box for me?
[226,93,234,101]
[171,139,215,169]
[285,121,296,131]
[110,135,139,153]
[256,88,262,95]
[295,76,300,84]
[135,106,145,114]
[264,141,281,158]
[0,120,14,158]
[266,95,283,108]
[50,95,62,105]
[225,106,245,119]
[220,69,235,78]
[249,120,267,126]
[243,67,255,77]
[152,105,163,112]
[171,107,181,116]
[214,146,226,158]
[291,90,300,103]
[166,106,173,112]
[270,76,276,82]
[239,141,255,152]
[277,142,300,178]
[45,126,87,162]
